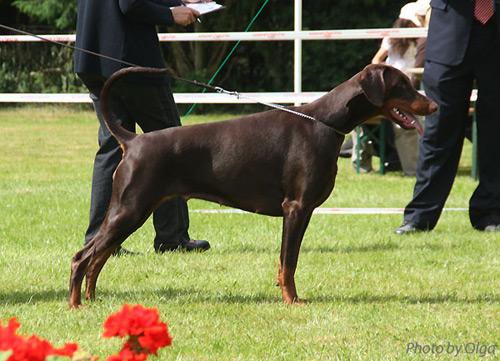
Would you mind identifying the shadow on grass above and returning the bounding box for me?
[0,287,279,306]
[456,167,472,176]
[302,242,400,254]
[218,240,455,255]
[0,288,69,306]
[217,242,400,255]
[308,292,499,305]
[1,287,498,306]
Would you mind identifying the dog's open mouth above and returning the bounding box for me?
[389,107,423,135]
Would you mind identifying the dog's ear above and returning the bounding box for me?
[358,65,386,107]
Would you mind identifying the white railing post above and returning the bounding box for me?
[294,0,302,106]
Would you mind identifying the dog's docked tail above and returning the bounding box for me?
[100,66,170,145]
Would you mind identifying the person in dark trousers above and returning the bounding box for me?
[396,0,500,234]
[74,0,211,252]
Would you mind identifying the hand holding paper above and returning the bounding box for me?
[171,6,200,26]
[184,1,224,16]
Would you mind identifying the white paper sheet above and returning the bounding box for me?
[185,2,224,15]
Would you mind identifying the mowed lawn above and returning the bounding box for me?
[0,106,498,360]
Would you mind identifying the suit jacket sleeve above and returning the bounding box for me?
[119,0,183,26]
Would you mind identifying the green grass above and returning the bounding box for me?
[0,106,498,360]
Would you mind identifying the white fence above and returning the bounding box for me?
[0,11,428,105]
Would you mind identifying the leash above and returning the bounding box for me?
[184,0,269,116]
[0,23,347,134]
[0,24,222,94]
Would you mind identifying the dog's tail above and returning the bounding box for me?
[100,66,170,144]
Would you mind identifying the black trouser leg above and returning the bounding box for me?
[83,79,190,248]
[117,82,191,249]
[404,20,500,230]
[84,92,135,243]
[403,61,472,229]
[468,23,500,229]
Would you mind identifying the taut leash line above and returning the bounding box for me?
[0,24,220,93]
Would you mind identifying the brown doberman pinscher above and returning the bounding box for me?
[69,64,437,308]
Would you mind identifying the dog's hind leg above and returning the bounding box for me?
[83,200,155,302]
[278,199,313,304]
[69,232,127,308]
[69,243,94,308]
[84,245,116,301]
[69,171,163,308]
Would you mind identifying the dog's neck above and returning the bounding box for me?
[302,83,379,134]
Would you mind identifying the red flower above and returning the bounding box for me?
[106,342,148,361]
[137,324,172,355]
[0,318,21,352]
[1,304,170,361]
[103,305,172,359]
[52,342,78,357]
[0,318,77,361]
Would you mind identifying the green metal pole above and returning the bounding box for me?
[184,0,270,117]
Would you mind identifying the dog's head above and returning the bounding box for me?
[357,64,437,134]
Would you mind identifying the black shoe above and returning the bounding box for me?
[156,239,211,253]
[179,239,211,252]
[483,224,500,232]
[112,247,140,257]
[395,223,424,235]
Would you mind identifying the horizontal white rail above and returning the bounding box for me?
[0,89,478,104]
[0,92,327,104]
[0,90,479,104]
[0,28,428,43]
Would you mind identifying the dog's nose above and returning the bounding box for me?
[429,101,438,113]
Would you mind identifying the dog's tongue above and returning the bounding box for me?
[391,108,424,135]
[412,118,424,135]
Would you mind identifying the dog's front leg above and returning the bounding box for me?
[277,199,313,304]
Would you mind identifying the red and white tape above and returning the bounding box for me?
[0,28,428,43]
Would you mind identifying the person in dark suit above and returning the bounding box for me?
[396,0,500,234]
[75,0,211,252]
